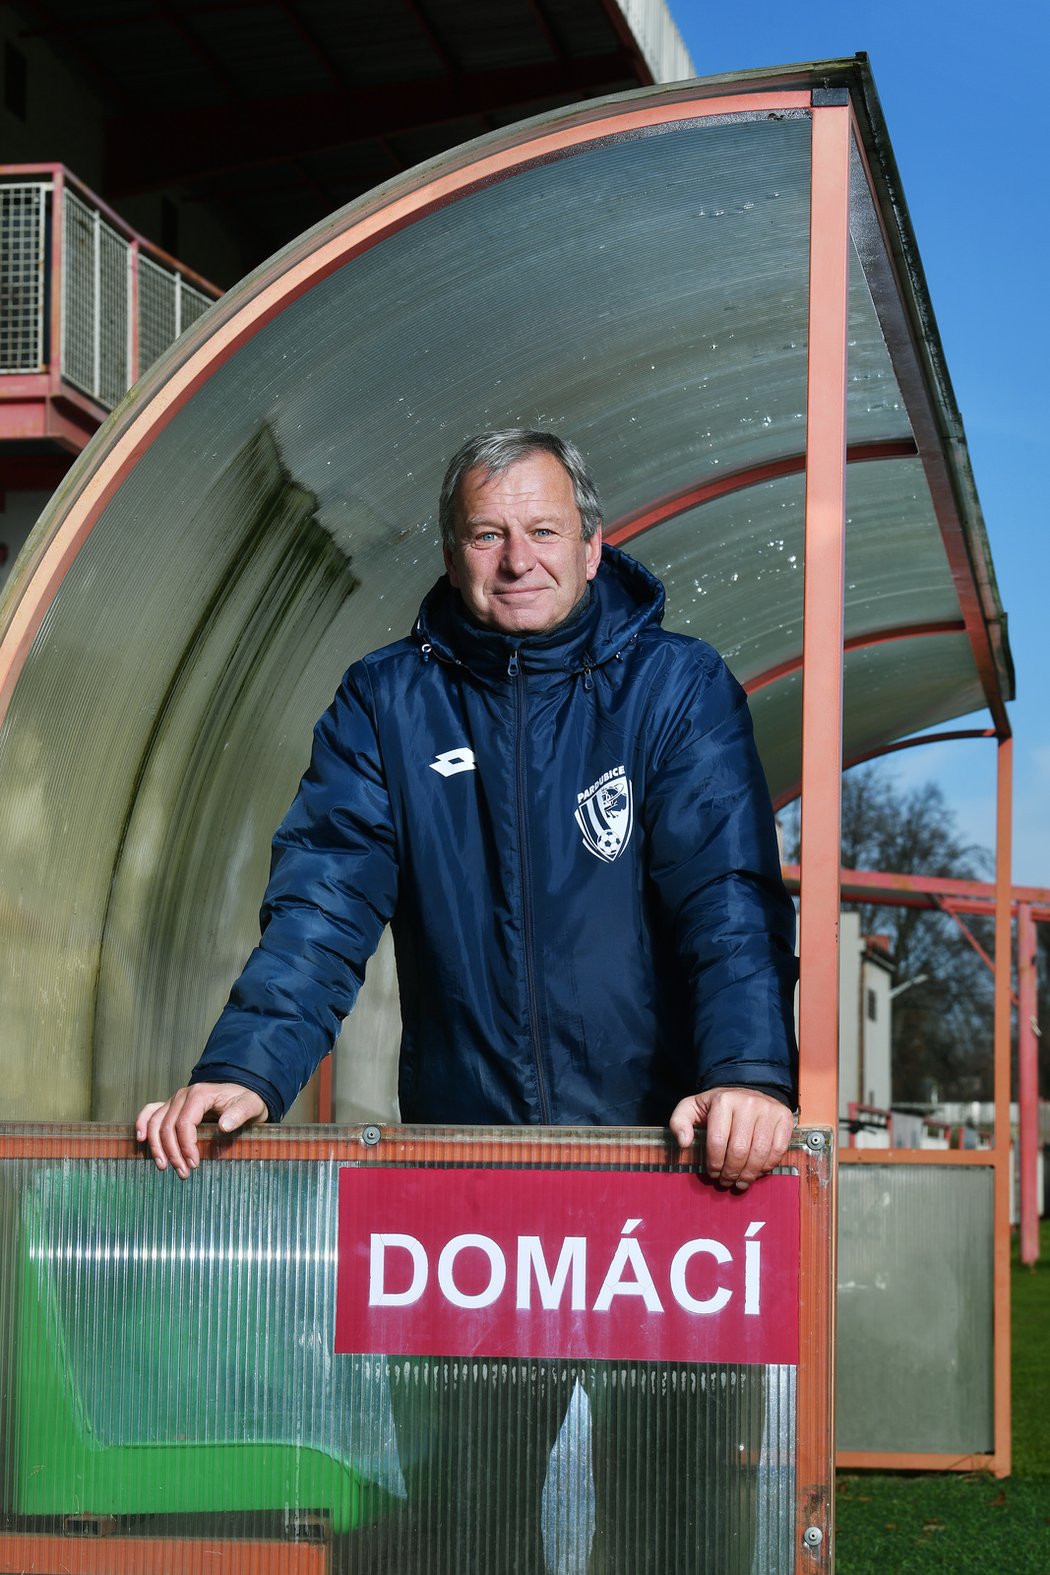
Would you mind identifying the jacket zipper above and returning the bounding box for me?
[508,648,552,1124]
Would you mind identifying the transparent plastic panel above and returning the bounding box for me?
[844,234,911,445]
[0,1125,833,1575]
[631,457,959,685]
[1,110,815,1121]
[837,1161,994,1453]
[748,633,985,802]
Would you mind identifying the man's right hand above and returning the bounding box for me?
[135,1083,268,1179]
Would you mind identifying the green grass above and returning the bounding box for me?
[835,1220,1050,1575]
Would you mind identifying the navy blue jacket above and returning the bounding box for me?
[192,546,798,1125]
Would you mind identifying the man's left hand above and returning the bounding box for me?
[669,1087,795,1192]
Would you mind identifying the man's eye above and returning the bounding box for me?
[533,528,555,538]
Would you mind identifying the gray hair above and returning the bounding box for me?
[438,429,603,551]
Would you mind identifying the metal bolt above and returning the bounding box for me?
[362,1125,382,1147]
[806,1130,827,1151]
[803,1526,824,1549]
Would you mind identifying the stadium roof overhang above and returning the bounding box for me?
[9,0,693,269]
[0,57,1014,1129]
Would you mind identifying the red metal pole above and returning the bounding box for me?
[992,734,1013,1475]
[1018,902,1039,1265]
[794,95,851,1565]
[797,97,851,1129]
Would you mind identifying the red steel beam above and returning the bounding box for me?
[744,620,965,696]
[796,98,851,1132]
[781,862,1050,919]
[1018,903,1040,1266]
[771,728,997,812]
[606,439,917,547]
[842,727,996,771]
[992,735,1013,1476]
[0,1535,327,1574]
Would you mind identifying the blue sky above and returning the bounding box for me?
[668,1,1049,884]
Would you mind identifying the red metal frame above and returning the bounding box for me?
[991,737,1013,1475]
[782,863,1050,921]
[1018,903,1039,1265]
[745,620,965,698]
[0,1124,834,1575]
[605,439,917,547]
[845,1102,892,1148]
[797,100,851,1133]
[0,1535,327,1574]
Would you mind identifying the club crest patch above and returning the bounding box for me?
[575,766,634,863]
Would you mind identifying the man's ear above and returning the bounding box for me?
[443,542,460,587]
[585,525,603,581]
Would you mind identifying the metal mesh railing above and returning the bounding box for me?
[62,188,130,405]
[0,173,224,412]
[0,183,48,372]
[139,254,214,374]
[138,252,178,371]
[99,213,130,407]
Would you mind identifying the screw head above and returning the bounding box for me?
[803,1525,823,1549]
[362,1125,382,1147]
[806,1130,827,1151]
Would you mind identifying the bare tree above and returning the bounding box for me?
[782,764,996,1102]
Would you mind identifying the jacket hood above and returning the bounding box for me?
[414,544,665,678]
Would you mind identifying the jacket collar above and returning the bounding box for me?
[414,545,665,679]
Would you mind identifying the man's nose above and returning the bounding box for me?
[501,529,538,576]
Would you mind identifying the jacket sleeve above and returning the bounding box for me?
[189,662,399,1121]
[644,649,798,1105]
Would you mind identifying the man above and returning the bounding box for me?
[137,429,798,1569]
[138,429,796,1173]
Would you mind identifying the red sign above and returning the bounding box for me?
[336,1167,799,1365]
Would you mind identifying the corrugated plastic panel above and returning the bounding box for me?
[634,457,960,686]
[836,1162,994,1454]
[0,1125,832,1575]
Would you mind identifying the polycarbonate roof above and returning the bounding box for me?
[0,58,1013,1121]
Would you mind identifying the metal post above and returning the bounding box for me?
[92,206,101,403]
[798,95,851,1129]
[1018,902,1039,1265]
[992,734,1013,1474]
[795,93,851,1565]
[51,169,65,388]
[129,238,140,388]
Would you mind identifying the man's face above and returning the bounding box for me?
[444,451,602,636]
